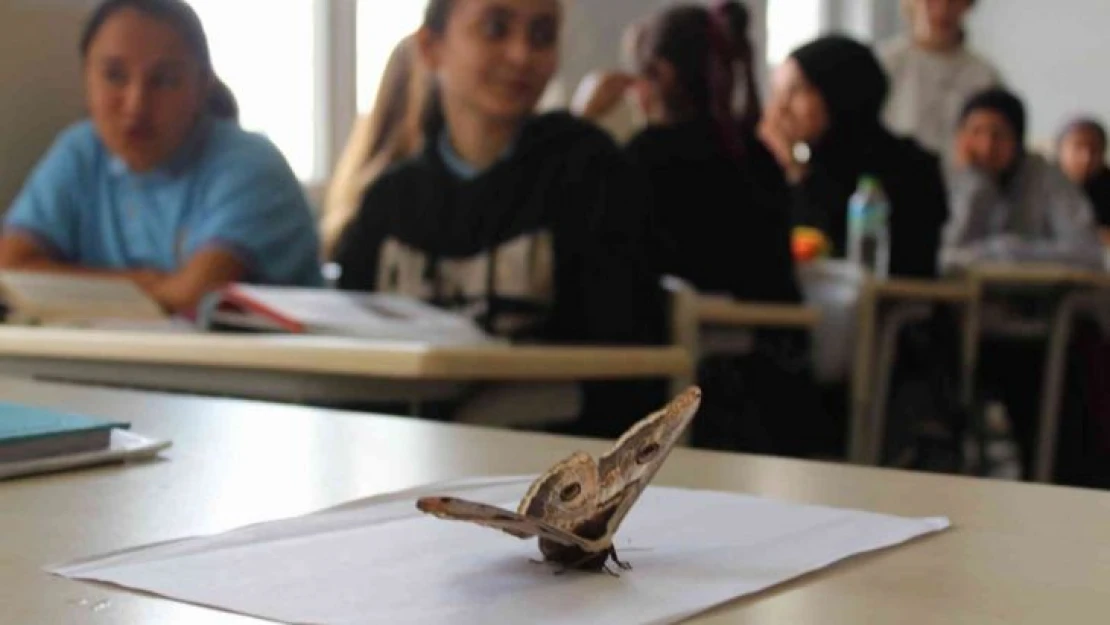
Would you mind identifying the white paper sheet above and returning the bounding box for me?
[50,477,949,625]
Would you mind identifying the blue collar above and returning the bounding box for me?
[437,128,516,180]
[108,116,212,180]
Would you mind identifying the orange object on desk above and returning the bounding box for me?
[792,227,832,263]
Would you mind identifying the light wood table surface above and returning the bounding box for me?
[2,377,1109,624]
[697,296,821,329]
[0,326,690,404]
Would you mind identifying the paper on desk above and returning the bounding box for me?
[50,477,949,625]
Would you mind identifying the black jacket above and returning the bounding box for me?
[626,119,800,303]
[334,112,666,434]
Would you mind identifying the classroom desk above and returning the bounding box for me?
[3,377,1109,624]
[0,326,690,405]
[849,277,974,465]
[966,265,1109,482]
[696,296,822,329]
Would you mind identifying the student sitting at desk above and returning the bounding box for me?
[1057,117,1110,245]
[334,0,665,435]
[755,36,949,278]
[0,0,321,313]
[942,89,1104,272]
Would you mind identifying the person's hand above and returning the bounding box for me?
[1099,227,1110,247]
[127,269,167,292]
[757,107,808,183]
[953,134,977,170]
[572,71,637,121]
[126,269,172,311]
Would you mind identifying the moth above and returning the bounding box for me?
[417,386,702,573]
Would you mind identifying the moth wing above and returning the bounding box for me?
[517,451,600,527]
[597,386,701,502]
[416,497,604,551]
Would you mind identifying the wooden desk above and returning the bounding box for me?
[0,326,690,404]
[850,278,973,465]
[965,265,1109,482]
[3,377,1109,624]
[697,296,821,329]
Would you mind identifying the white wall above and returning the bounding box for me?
[0,3,89,209]
[967,0,1110,147]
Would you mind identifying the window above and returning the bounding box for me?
[766,0,823,66]
[188,0,322,182]
[356,0,427,113]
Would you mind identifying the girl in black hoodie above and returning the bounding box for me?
[334,0,665,436]
[624,3,832,457]
[626,1,799,303]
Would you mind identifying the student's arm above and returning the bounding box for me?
[0,125,168,286]
[991,167,1105,270]
[571,72,637,123]
[142,248,245,312]
[179,138,322,311]
[0,232,164,284]
[939,167,1003,273]
[945,166,1104,271]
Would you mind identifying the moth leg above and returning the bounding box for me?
[609,546,633,571]
[550,550,614,576]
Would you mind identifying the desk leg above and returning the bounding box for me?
[849,283,878,464]
[866,303,932,465]
[1035,290,1106,483]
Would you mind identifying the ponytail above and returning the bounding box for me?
[711,0,761,130]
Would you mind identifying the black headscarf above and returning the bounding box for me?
[772,35,949,278]
[789,35,890,177]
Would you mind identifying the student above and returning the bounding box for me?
[574,1,760,142]
[943,89,1104,272]
[880,0,1000,157]
[625,3,798,303]
[322,36,428,259]
[334,0,665,435]
[757,35,949,278]
[1057,118,1110,239]
[0,0,320,313]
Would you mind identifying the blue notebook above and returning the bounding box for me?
[0,404,129,463]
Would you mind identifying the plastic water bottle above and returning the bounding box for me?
[847,175,891,278]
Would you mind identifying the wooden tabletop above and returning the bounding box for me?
[871,278,974,303]
[0,326,690,382]
[968,263,1108,287]
[2,378,1108,624]
[697,296,821,329]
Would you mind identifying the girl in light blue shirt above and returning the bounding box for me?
[0,0,321,313]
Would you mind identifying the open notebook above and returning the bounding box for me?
[201,284,498,345]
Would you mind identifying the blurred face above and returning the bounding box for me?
[84,9,208,173]
[420,0,560,124]
[911,0,974,47]
[1058,127,1106,185]
[957,110,1019,177]
[767,59,829,143]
